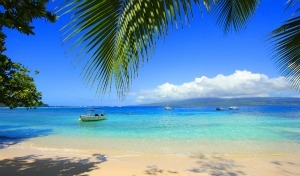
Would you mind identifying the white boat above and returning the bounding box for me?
[229,106,239,110]
[79,109,106,121]
[164,106,174,110]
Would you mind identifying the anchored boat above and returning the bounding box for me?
[229,106,239,110]
[79,109,106,122]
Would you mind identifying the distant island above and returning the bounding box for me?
[1,97,299,108]
[144,97,300,106]
[0,103,49,108]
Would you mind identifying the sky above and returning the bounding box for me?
[3,0,299,106]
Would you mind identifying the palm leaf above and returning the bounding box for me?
[61,0,215,98]
[269,15,300,91]
[211,0,261,33]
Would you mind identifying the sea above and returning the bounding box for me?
[0,106,300,157]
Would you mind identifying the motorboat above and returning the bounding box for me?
[229,106,239,110]
[164,106,174,110]
[216,107,226,111]
[79,109,106,121]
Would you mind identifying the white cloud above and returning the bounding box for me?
[135,70,294,103]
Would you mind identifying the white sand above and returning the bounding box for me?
[0,137,300,176]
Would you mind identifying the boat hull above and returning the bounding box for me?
[229,106,239,110]
[79,115,106,121]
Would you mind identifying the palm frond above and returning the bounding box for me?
[212,0,261,33]
[61,0,213,98]
[269,16,300,91]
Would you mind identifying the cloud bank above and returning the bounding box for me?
[136,70,294,103]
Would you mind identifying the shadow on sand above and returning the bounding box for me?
[187,154,246,176]
[0,154,107,176]
[271,160,300,176]
[142,154,245,176]
[0,125,53,149]
[144,165,178,175]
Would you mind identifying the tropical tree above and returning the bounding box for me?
[61,0,299,98]
[0,0,56,108]
[0,52,43,109]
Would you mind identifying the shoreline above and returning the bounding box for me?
[12,135,300,156]
[1,138,300,175]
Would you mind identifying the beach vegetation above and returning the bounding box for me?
[0,0,56,108]
[0,35,43,109]
[60,0,299,98]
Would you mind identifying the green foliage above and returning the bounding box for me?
[0,0,56,35]
[0,52,43,109]
[211,0,261,33]
[269,1,300,91]
[0,0,56,108]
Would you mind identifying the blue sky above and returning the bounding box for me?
[3,0,298,106]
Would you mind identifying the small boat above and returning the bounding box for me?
[229,106,239,110]
[79,109,106,122]
[216,107,226,111]
[164,106,174,110]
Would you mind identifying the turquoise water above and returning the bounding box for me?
[1,106,300,155]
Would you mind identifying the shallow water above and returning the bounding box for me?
[1,106,300,156]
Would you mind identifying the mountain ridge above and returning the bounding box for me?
[143,97,300,106]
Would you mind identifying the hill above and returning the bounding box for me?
[145,97,300,106]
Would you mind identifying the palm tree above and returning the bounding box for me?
[60,0,299,98]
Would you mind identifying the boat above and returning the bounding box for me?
[164,106,174,110]
[229,106,239,110]
[216,107,226,111]
[79,109,106,122]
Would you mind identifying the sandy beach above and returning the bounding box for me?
[1,139,300,176]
